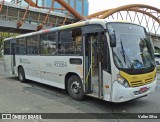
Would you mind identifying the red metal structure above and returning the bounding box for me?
[24,0,85,20]
[87,4,160,34]
[9,0,160,34]
[0,0,4,13]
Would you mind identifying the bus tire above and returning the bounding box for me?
[18,67,26,83]
[67,75,84,100]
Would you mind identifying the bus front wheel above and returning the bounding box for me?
[18,67,26,83]
[67,75,84,100]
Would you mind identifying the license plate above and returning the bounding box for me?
[134,87,150,95]
[140,87,148,93]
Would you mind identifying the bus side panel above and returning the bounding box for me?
[103,70,112,101]
[15,55,40,82]
[26,56,40,82]
[15,55,83,90]
[39,56,66,89]
[39,56,83,89]
[4,55,12,74]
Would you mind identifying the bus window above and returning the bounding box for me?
[40,32,57,55]
[59,29,82,55]
[27,36,38,55]
[101,33,111,73]
[83,25,103,34]
[17,38,26,55]
[4,40,10,55]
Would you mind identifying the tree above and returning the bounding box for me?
[0,32,18,56]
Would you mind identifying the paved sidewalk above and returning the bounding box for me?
[156,73,160,79]
[0,57,3,61]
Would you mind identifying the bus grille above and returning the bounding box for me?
[130,78,153,87]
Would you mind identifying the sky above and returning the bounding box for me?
[88,0,160,14]
[7,0,160,15]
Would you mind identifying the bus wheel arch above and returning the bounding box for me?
[65,72,78,91]
[18,66,26,83]
[65,72,84,100]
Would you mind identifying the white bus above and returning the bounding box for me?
[3,19,156,102]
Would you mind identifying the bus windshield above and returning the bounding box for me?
[107,23,155,69]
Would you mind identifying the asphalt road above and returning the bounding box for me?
[0,60,160,122]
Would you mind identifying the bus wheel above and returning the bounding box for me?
[18,67,26,83]
[67,75,84,100]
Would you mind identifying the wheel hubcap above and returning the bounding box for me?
[71,81,81,94]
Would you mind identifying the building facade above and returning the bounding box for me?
[18,0,43,6]
[15,0,88,16]
[45,0,89,16]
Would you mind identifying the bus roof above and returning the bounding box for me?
[4,19,141,41]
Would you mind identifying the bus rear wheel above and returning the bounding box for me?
[67,75,84,100]
[18,67,26,83]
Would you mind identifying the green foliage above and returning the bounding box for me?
[0,32,18,53]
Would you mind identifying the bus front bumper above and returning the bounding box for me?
[111,79,157,103]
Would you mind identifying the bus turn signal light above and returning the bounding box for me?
[105,85,109,88]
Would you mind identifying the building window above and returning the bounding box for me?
[27,36,38,55]
[17,38,26,55]
[59,29,82,55]
[4,40,10,55]
[40,32,57,55]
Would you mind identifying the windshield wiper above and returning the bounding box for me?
[120,40,134,69]
[120,40,126,64]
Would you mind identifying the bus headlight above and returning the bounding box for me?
[117,74,129,88]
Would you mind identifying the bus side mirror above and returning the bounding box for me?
[110,34,116,47]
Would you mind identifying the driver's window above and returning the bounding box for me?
[101,33,111,73]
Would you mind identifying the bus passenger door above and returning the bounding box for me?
[84,33,103,98]
[11,41,16,74]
